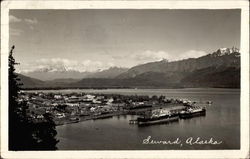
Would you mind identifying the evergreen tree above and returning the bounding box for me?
[9,45,33,150]
[32,113,59,150]
[9,46,58,150]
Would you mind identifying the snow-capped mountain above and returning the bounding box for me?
[212,47,240,57]
[117,47,240,79]
[19,47,240,88]
[21,66,129,81]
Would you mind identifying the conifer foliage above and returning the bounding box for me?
[9,46,59,150]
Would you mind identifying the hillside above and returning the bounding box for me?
[22,70,91,81]
[19,47,240,89]
[22,67,129,81]
[117,48,240,79]
[181,66,240,88]
[18,74,45,88]
[85,67,129,79]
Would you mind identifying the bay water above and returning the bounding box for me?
[46,88,240,150]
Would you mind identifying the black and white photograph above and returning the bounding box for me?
[1,1,249,159]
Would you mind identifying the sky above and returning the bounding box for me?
[9,9,241,73]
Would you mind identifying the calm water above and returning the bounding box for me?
[46,88,240,150]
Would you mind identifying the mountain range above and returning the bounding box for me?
[18,47,240,89]
[22,67,129,81]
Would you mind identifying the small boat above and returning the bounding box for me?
[92,113,113,120]
[69,117,80,123]
[207,101,213,104]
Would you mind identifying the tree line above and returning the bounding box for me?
[9,46,58,150]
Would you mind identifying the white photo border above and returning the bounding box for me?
[1,1,249,159]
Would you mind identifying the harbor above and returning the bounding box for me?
[54,88,240,150]
[130,105,206,126]
[20,90,211,126]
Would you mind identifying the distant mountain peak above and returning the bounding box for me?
[19,46,240,89]
[23,64,77,73]
[107,66,129,70]
[85,67,129,79]
[213,47,240,57]
[160,58,169,63]
[117,47,240,79]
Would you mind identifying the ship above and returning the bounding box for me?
[137,108,179,125]
[92,112,113,120]
[179,106,206,119]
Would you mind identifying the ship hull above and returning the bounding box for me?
[93,114,113,120]
[138,116,179,126]
[179,109,206,119]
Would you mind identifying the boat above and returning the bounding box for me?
[92,112,113,120]
[207,101,213,104]
[137,108,179,126]
[137,114,179,125]
[69,117,80,123]
[179,106,206,119]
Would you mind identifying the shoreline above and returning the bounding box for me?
[55,111,128,127]
[54,104,186,127]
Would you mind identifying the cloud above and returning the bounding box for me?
[17,50,208,73]
[111,54,125,60]
[10,15,38,25]
[29,25,34,30]
[18,58,114,73]
[128,50,173,65]
[177,50,207,60]
[9,15,38,32]
[132,50,171,62]
[24,18,38,25]
[131,49,207,63]
[9,15,22,23]
[10,28,23,36]
[118,49,209,67]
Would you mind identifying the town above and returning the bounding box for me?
[18,91,208,126]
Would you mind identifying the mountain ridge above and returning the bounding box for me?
[116,48,240,79]
[22,66,129,81]
[18,47,240,89]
